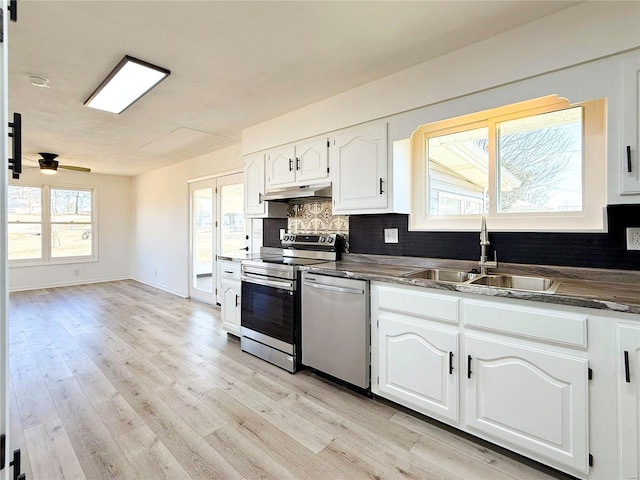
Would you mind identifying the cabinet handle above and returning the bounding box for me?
[224,270,234,274]
[235,295,239,307]
[467,355,472,379]
[379,178,384,194]
[624,350,631,383]
[239,246,249,251]
[296,157,300,170]
[258,192,263,204]
[449,351,453,375]
[289,158,293,171]
[627,145,632,173]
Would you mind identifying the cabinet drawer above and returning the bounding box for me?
[220,261,241,281]
[376,284,459,324]
[463,299,587,348]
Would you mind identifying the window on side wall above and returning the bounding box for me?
[411,95,606,231]
[8,184,96,264]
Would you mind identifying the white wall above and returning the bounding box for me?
[9,168,132,291]
[132,143,243,296]
[242,1,640,153]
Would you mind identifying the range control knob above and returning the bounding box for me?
[327,236,334,244]
[319,236,325,243]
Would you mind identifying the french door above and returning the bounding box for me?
[189,173,247,305]
[1,1,10,479]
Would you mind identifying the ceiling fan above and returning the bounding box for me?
[38,152,91,175]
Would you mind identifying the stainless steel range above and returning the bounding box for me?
[240,234,342,373]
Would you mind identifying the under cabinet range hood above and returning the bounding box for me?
[261,183,332,202]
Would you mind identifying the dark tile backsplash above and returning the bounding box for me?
[264,204,640,270]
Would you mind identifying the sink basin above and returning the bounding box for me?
[404,269,472,283]
[469,274,560,294]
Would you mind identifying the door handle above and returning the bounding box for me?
[8,112,22,179]
[9,0,17,21]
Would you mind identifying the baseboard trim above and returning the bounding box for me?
[9,275,131,293]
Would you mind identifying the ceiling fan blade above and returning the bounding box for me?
[59,165,91,173]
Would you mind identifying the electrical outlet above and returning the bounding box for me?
[384,228,398,244]
[627,227,640,251]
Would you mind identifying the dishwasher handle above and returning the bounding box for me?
[303,280,364,295]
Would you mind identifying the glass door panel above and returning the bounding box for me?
[190,180,216,303]
[220,182,246,256]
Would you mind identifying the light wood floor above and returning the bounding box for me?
[8,280,560,480]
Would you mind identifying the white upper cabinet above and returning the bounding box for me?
[265,138,328,190]
[330,121,411,215]
[330,121,388,213]
[295,138,329,183]
[244,153,287,218]
[620,51,640,195]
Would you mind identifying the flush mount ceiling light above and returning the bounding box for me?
[84,55,170,114]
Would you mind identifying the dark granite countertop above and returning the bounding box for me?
[300,256,640,316]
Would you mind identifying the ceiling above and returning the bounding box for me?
[8,1,579,177]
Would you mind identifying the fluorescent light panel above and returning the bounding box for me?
[85,55,170,114]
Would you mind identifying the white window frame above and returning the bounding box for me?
[410,95,607,232]
[8,183,98,266]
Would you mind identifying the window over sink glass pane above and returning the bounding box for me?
[497,107,583,213]
[428,126,488,216]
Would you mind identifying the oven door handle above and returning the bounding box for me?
[303,280,364,295]
[242,274,294,291]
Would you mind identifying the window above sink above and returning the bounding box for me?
[410,95,607,232]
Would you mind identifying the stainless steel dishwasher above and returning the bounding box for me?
[301,272,370,389]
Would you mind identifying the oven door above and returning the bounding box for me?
[240,274,297,347]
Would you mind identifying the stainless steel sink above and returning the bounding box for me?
[403,269,472,283]
[468,274,560,294]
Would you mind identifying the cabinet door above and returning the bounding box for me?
[331,122,388,213]
[296,138,329,183]
[618,324,640,480]
[465,335,589,474]
[244,153,266,216]
[266,146,296,189]
[621,52,640,194]
[377,312,458,423]
[222,282,240,335]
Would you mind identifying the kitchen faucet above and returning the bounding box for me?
[478,214,498,275]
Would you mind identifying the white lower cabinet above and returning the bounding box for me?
[220,261,241,335]
[371,282,606,478]
[465,334,589,474]
[377,312,459,423]
[618,323,640,480]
